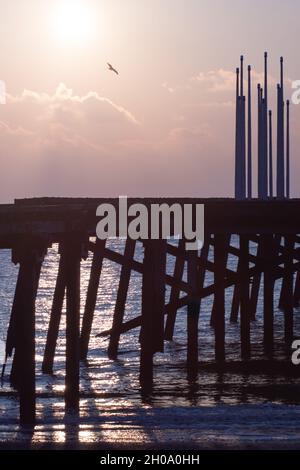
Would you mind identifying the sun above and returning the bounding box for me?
[52,1,94,45]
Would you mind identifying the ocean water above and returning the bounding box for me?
[0,238,300,448]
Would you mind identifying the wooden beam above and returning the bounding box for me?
[240,235,251,359]
[65,238,82,413]
[187,249,200,380]
[263,234,274,356]
[42,246,66,374]
[80,239,106,360]
[108,239,136,359]
[11,240,45,426]
[140,240,166,394]
[214,234,227,362]
[283,236,294,344]
[164,239,186,341]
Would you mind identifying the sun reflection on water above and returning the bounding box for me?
[0,239,300,445]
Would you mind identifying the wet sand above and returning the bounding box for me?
[1,404,300,450]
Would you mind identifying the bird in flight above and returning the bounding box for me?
[107,63,119,75]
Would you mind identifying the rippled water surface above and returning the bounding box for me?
[0,238,300,448]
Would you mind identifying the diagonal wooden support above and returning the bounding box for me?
[108,239,136,359]
[164,239,186,341]
[80,239,106,360]
[42,244,67,374]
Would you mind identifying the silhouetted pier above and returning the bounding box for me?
[1,197,300,426]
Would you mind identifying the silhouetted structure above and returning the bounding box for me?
[235,57,246,199]
[286,99,290,198]
[1,198,300,426]
[247,65,252,199]
[269,110,273,198]
[0,53,296,430]
[235,53,290,199]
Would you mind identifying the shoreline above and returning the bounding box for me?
[1,440,300,451]
[1,403,300,450]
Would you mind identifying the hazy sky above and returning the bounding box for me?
[0,0,299,202]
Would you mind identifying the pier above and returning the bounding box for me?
[1,197,300,425]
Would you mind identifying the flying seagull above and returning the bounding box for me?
[107,63,119,75]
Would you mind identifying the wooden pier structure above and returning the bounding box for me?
[1,197,300,425]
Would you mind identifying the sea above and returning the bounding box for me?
[0,238,300,449]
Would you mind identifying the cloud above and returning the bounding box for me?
[162,82,177,94]
[168,125,212,142]
[164,68,291,98]
[0,80,236,201]
[0,120,34,137]
[191,69,236,92]
[162,70,236,96]
[1,83,140,150]
[0,68,298,203]
[7,82,139,124]
[0,83,146,200]
[192,68,279,93]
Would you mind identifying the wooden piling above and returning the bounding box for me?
[140,240,166,394]
[10,348,22,390]
[214,234,227,362]
[42,246,66,374]
[294,271,300,307]
[65,238,82,412]
[164,239,186,341]
[12,241,45,426]
[279,237,295,311]
[108,239,136,359]
[240,235,251,359]
[80,239,106,360]
[187,249,200,380]
[9,248,42,394]
[283,236,294,344]
[262,234,274,356]
[19,255,37,425]
[7,266,27,390]
[230,255,241,323]
[250,238,262,321]
[197,239,210,310]
[211,235,230,327]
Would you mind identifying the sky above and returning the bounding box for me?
[0,0,300,202]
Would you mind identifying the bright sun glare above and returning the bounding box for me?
[52,1,94,45]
